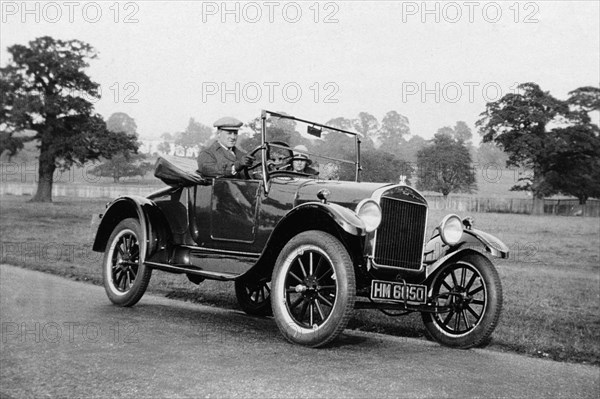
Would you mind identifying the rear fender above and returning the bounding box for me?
[92,196,171,259]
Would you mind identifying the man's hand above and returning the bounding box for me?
[234,154,255,171]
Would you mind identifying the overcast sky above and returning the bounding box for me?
[1,1,598,142]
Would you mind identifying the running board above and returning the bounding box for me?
[144,261,239,281]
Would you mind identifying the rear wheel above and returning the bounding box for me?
[102,218,152,307]
[271,231,355,347]
[235,278,272,316]
[421,252,502,348]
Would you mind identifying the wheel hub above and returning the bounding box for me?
[448,286,473,311]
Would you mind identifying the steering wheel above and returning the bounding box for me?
[246,144,265,171]
[245,142,295,179]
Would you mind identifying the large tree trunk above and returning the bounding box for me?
[532,195,544,215]
[530,170,545,215]
[579,196,588,217]
[30,145,55,202]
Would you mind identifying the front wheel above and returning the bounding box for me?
[271,231,355,347]
[421,252,502,348]
[102,218,152,307]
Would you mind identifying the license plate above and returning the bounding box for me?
[370,280,427,304]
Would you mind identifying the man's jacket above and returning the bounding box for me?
[197,140,248,177]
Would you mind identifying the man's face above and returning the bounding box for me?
[218,129,238,149]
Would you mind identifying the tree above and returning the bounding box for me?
[244,112,303,151]
[476,142,508,168]
[353,112,379,144]
[107,112,137,136]
[476,82,568,214]
[88,153,153,183]
[317,116,369,179]
[543,124,600,208]
[542,87,600,211]
[173,118,212,158]
[477,83,600,214]
[434,121,473,144]
[395,135,427,164]
[453,121,473,144]
[416,133,476,198]
[157,141,171,155]
[87,112,150,183]
[160,132,174,141]
[360,149,413,184]
[378,110,411,153]
[0,36,137,202]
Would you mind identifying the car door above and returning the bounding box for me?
[208,178,261,243]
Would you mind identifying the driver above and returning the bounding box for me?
[267,142,293,171]
[197,117,254,178]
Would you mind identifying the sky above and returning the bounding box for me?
[1,1,599,142]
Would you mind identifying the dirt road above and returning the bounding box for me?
[1,264,598,398]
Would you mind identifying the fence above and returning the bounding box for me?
[424,195,600,217]
[0,182,160,199]
[1,182,598,217]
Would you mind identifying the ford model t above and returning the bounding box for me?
[92,110,508,348]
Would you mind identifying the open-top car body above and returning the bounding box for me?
[92,110,509,348]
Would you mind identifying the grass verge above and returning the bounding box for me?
[1,195,598,365]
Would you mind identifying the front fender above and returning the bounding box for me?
[423,228,509,278]
[92,196,170,259]
[424,229,509,262]
[424,248,491,280]
[288,201,367,236]
[462,228,509,259]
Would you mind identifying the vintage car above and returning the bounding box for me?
[92,110,509,348]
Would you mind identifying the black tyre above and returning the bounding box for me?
[235,278,272,316]
[421,252,502,348]
[271,231,355,347]
[102,218,152,307]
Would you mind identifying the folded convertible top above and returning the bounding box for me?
[154,155,208,186]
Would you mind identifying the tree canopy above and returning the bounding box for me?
[88,112,152,183]
[416,130,476,198]
[0,36,138,201]
[477,82,600,212]
[174,118,213,157]
[542,87,600,205]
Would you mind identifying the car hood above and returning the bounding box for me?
[293,179,391,209]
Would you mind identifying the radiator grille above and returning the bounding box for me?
[373,197,427,270]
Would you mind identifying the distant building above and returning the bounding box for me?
[138,138,200,158]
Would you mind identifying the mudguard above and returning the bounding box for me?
[92,195,171,259]
[282,201,367,236]
[423,228,509,279]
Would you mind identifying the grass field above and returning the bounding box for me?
[1,195,598,365]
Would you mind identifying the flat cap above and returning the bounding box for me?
[213,116,243,130]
